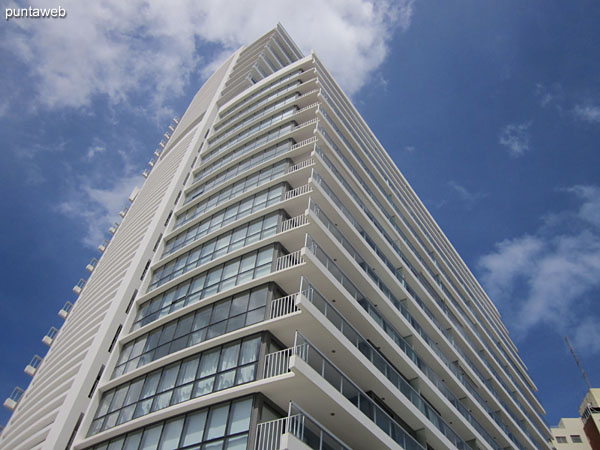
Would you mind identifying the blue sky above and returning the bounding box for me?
[1,0,599,431]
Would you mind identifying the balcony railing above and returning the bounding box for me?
[255,403,352,450]
[58,301,73,319]
[290,135,317,151]
[97,239,109,253]
[283,183,312,201]
[73,278,86,295]
[86,258,98,272]
[263,333,425,450]
[275,250,304,272]
[263,345,306,379]
[3,387,24,411]
[279,214,308,233]
[269,293,299,319]
[42,326,58,346]
[25,355,42,376]
[255,416,287,450]
[286,156,315,174]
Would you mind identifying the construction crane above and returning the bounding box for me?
[565,336,592,390]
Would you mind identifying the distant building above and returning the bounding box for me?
[551,388,600,449]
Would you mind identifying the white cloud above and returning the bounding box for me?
[574,104,600,124]
[478,185,600,354]
[3,0,414,114]
[58,144,144,247]
[0,99,9,118]
[86,138,107,160]
[448,180,487,207]
[499,121,532,157]
[534,83,559,107]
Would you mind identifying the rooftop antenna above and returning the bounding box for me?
[565,336,592,390]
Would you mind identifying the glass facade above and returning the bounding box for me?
[174,182,286,231]
[86,397,254,450]
[151,212,281,289]
[114,285,278,378]
[135,245,276,328]
[90,336,261,435]
[184,158,288,207]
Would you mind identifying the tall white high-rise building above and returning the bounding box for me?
[1,25,552,450]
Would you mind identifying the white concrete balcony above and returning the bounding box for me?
[42,326,58,346]
[97,239,109,253]
[128,186,139,203]
[73,278,86,295]
[58,301,73,319]
[255,403,351,450]
[3,387,23,411]
[24,355,42,376]
[85,258,98,272]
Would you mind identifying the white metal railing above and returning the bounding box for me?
[255,417,287,450]
[8,387,23,403]
[279,214,308,233]
[286,413,305,443]
[283,184,312,201]
[297,101,320,113]
[286,157,314,174]
[290,135,318,151]
[86,258,98,272]
[298,117,319,129]
[29,355,42,370]
[46,327,58,340]
[263,345,307,379]
[275,250,304,271]
[270,293,299,319]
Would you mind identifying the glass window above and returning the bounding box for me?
[151,391,172,412]
[123,431,143,450]
[174,315,194,339]
[157,364,180,392]
[158,323,177,346]
[230,293,249,316]
[199,349,220,378]
[206,404,229,440]
[239,253,256,273]
[158,417,184,450]
[107,438,125,450]
[222,259,240,281]
[193,377,215,397]
[226,435,248,450]
[177,358,200,385]
[211,300,231,324]
[239,337,261,365]
[235,365,256,385]
[182,410,207,446]
[219,343,241,371]
[229,398,253,434]
[171,384,193,404]
[215,370,236,390]
[124,379,144,406]
[140,371,161,399]
[139,424,163,450]
[96,391,115,418]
